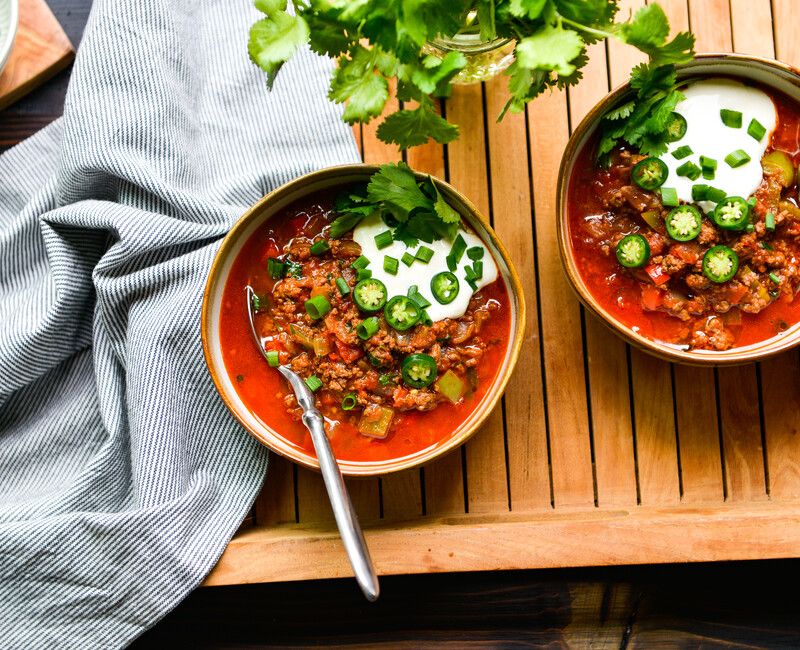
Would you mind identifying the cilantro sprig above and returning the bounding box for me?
[329,163,462,246]
[248,1,694,151]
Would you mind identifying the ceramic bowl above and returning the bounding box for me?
[0,0,18,76]
[202,164,525,475]
[557,54,800,366]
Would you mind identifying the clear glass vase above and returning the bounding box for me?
[424,27,515,85]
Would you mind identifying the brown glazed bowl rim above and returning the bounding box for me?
[202,163,526,476]
[557,53,800,366]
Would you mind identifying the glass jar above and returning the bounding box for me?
[424,27,515,85]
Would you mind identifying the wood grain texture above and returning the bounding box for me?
[0,0,73,111]
[206,502,800,586]
[528,81,594,509]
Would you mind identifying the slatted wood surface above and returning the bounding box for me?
[207,0,800,586]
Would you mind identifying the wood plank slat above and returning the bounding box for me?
[447,81,509,514]
[759,0,800,501]
[206,502,800,586]
[527,85,594,508]
[571,40,638,507]
[255,454,296,525]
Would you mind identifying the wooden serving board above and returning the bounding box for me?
[0,0,73,111]
[207,0,800,586]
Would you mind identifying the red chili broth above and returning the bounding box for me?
[219,194,512,463]
[567,83,800,349]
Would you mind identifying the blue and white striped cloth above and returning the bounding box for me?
[0,1,358,646]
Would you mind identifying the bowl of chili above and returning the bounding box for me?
[202,164,525,475]
[558,54,800,365]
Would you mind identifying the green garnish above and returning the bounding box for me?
[305,375,323,392]
[720,109,742,129]
[415,245,434,263]
[267,257,284,279]
[747,119,767,141]
[401,252,416,267]
[336,277,350,296]
[351,255,370,270]
[266,350,280,368]
[328,164,462,244]
[310,239,330,255]
[769,272,781,284]
[676,161,701,180]
[305,295,332,320]
[725,149,751,168]
[356,268,373,281]
[383,255,399,275]
[467,246,484,261]
[660,187,679,207]
[671,145,692,160]
[766,211,776,231]
[250,2,695,151]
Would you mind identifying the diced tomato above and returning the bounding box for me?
[645,264,671,286]
[310,285,330,299]
[640,284,664,311]
[725,284,749,306]
[671,243,700,265]
[335,340,363,363]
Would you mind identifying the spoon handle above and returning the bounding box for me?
[302,410,380,602]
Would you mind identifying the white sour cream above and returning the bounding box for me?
[352,214,498,322]
[663,78,777,212]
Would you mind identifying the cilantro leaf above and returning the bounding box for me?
[329,47,391,124]
[508,0,548,20]
[515,25,585,76]
[248,12,310,89]
[367,162,433,220]
[604,100,635,121]
[376,101,460,149]
[254,0,286,16]
[410,52,468,95]
[432,181,461,225]
[619,4,669,54]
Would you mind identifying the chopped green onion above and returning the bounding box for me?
[266,350,280,367]
[450,234,467,264]
[446,254,457,272]
[761,241,774,250]
[672,145,693,159]
[473,261,483,280]
[676,161,702,180]
[706,187,727,204]
[467,246,484,261]
[351,255,370,270]
[267,258,285,279]
[251,293,263,312]
[746,223,755,233]
[691,184,709,201]
[702,168,715,180]
[374,230,394,249]
[356,268,372,281]
[419,309,433,326]
[383,255,399,275]
[766,211,776,230]
[720,109,743,128]
[357,316,380,340]
[747,118,767,141]
[769,272,781,284]
[660,187,679,207]
[407,285,431,309]
[725,149,751,168]
[464,265,477,281]
[336,277,350,296]
[747,197,757,209]
[415,245,434,263]
[341,393,358,410]
[401,252,415,267]
[700,156,718,171]
[284,260,303,278]
[466,277,478,291]
[304,295,331,320]
[378,373,395,386]
[310,239,330,255]
[305,375,323,392]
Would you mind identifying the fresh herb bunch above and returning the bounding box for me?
[330,162,462,247]
[248,0,695,151]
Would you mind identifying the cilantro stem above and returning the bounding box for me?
[558,15,617,41]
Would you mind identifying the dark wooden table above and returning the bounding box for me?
[5,2,800,648]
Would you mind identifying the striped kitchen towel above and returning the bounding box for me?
[0,0,359,647]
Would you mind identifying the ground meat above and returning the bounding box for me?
[259,226,497,415]
[582,146,800,351]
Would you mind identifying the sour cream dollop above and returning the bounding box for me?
[663,78,777,212]
[352,214,498,322]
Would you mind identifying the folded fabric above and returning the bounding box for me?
[0,1,358,646]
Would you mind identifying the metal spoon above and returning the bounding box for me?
[245,286,380,602]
